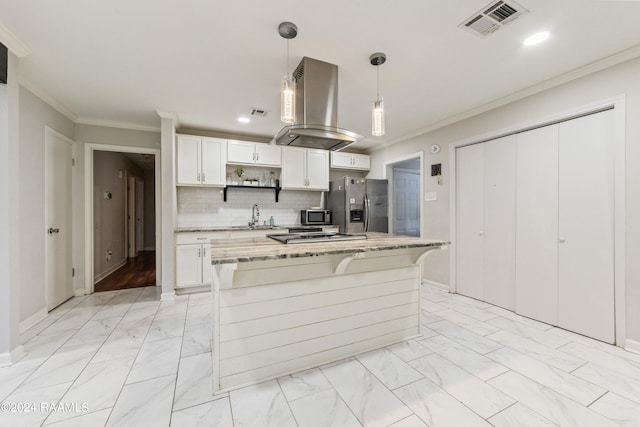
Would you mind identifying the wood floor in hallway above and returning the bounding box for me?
[94,250,156,292]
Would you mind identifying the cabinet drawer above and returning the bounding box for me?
[176,232,228,245]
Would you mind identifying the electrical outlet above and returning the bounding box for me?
[106,250,112,261]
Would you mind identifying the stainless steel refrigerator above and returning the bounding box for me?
[328,177,388,234]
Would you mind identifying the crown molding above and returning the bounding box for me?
[75,117,160,133]
[370,43,640,153]
[19,77,78,122]
[0,22,31,57]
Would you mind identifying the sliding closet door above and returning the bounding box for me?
[515,125,559,325]
[558,110,615,343]
[483,135,517,310]
[456,143,485,300]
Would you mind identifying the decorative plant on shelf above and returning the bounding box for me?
[235,167,244,179]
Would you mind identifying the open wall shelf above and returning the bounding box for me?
[223,185,281,202]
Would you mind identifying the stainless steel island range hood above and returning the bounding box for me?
[271,57,363,151]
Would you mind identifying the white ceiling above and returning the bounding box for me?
[1,0,639,151]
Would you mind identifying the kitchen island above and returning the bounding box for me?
[210,233,447,393]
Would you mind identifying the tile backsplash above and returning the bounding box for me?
[177,187,323,228]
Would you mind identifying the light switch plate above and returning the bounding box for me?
[425,192,437,201]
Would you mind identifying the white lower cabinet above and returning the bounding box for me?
[175,232,225,289]
[175,244,211,288]
[456,109,615,343]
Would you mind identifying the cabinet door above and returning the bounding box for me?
[515,125,559,326]
[255,144,282,166]
[352,153,371,170]
[201,245,213,285]
[176,244,203,287]
[456,143,484,300]
[176,135,201,185]
[483,135,516,310]
[201,137,226,186]
[330,152,353,169]
[306,149,329,190]
[558,111,615,343]
[227,140,256,164]
[281,147,307,189]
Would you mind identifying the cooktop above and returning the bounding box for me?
[268,231,366,244]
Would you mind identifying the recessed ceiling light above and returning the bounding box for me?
[237,117,251,124]
[523,31,550,46]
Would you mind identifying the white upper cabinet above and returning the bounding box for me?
[330,151,370,170]
[227,140,281,167]
[282,147,329,191]
[176,135,226,186]
[176,135,201,185]
[201,137,226,186]
[255,144,282,166]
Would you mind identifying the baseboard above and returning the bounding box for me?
[422,279,450,291]
[93,258,127,284]
[161,291,176,301]
[74,289,86,297]
[625,338,640,355]
[0,345,25,367]
[19,308,48,334]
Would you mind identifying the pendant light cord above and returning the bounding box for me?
[286,39,290,80]
[376,66,380,101]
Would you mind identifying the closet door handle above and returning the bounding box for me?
[559,237,566,244]
[478,231,484,236]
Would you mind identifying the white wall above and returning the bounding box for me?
[18,86,74,322]
[143,169,156,249]
[0,51,21,363]
[369,56,640,342]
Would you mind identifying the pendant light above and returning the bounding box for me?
[370,52,386,136]
[278,22,298,124]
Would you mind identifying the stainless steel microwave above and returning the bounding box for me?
[300,209,332,225]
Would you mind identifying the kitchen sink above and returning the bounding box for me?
[230,225,279,230]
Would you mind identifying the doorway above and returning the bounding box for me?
[85,146,160,294]
[392,159,421,237]
[45,128,74,310]
[384,153,423,238]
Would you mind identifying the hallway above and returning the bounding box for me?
[94,251,156,292]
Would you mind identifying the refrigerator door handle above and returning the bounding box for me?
[364,195,370,232]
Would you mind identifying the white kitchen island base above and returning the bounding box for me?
[210,236,445,394]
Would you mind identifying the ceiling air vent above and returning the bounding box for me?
[460,0,529,38]
[249,107,269,117]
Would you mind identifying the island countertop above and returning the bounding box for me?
[209,232,448,264]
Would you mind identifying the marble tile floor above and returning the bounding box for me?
[2,284,640,426]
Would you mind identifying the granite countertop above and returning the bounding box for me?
[175,225,336,233]
[209,232,448,264]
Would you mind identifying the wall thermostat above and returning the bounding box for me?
[430,144,441,154]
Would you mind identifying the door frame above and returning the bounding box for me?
[44,127,75,310]
[383,151,424,238]
[449,95,626,347]
[84,143,161,294]
[126,175,137,258]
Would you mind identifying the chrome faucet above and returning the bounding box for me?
[250,204,260,227]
